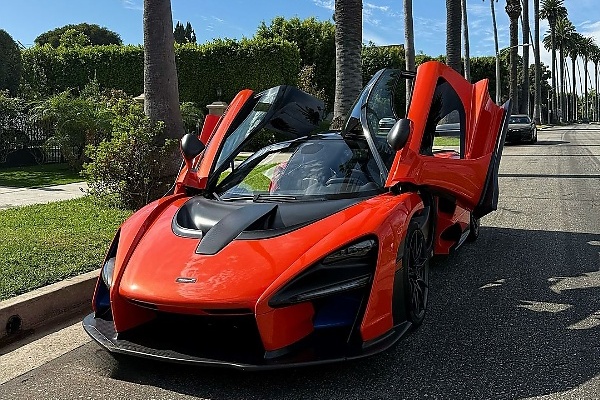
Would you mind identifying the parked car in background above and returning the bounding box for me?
[507,114,537,144]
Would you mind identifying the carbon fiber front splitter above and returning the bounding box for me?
[82,313,409,370]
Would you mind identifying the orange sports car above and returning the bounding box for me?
[83,61,510,369]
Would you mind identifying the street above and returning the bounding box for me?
[1,125,599,399]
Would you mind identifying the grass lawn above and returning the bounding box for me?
[0,163,83,188]
[0,196,132,301]
[433,136,460,147]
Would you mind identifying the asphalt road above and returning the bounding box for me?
[1,125,599,400]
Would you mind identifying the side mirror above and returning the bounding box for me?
[387,118,412,151]
[180,133,205,163]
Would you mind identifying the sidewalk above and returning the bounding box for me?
[0,182,88,210]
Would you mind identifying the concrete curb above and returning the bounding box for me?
[0,269,99,345]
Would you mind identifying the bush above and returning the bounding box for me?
[21,39,301,107]
[0,29,22,96]
[180,102,204,135]
[34,23,122,47]
[83,100,179,210]
[31,85,113,169]
[0,92,28,163]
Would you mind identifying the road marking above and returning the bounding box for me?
[0,322,90,385]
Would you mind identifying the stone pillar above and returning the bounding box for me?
[206,101,228,117]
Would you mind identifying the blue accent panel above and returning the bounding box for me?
[95,279,110,311]
[313,295,361,329]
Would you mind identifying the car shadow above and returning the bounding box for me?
[101,227,600,399]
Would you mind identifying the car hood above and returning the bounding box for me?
[508,123,531,129]
[117,196,366,310]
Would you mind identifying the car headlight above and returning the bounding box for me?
[101,257,116,289]
[269,238,377,308]
[100,230,120,290]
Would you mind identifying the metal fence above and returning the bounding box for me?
[0,113,63,168]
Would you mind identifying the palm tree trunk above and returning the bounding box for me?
[490,0,501,104]
[559,45,565,122]
[572,55,577,121]
[595,61,598,121]
[404,0,415,113]
[446,0,462,72]
[462,0,471,81]
[521,0,530,115]
[585,56,589,120]
[332,0,363,126]
[507,0,521,113]
[534,0,541,123]
[550,25,558,123]
[143,0,183,140]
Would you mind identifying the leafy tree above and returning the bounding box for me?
[174,21,196,44]
[59,29,90,48]
[34,23,122,47]
[255,17,335,107]
[0,29,22,96]
[332,0,362,127]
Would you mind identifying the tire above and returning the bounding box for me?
[403,221,430,327]
[467,212,480,242]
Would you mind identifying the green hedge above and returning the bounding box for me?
[21,39,301,107]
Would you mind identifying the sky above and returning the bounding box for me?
[1,0,600,79]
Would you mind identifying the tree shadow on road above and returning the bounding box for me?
[103,227,600,399]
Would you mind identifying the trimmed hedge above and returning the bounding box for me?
[21,39,301,107]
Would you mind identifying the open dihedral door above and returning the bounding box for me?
[385,61,510,218]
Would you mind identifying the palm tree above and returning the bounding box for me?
[565,32,583,121]
[332,0,362,127]
[581,36,596,121]
[505,0,521,113]
[462,0,471,80]
[544,17,574,122]
[143,0,183,141]
[592,45,600,121]
[446,0,462,72]
[404,0,415,110]
[534,0,542,123]
[540,0,567,123]
[484,0,501,103]
[521,0,530,115]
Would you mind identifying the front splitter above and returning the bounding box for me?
[82,313,407,371]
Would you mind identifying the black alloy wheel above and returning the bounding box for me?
[404,222,430,326]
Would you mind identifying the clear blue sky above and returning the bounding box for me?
[0,0,598,66]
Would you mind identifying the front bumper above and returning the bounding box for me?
[507,129,533,142]
[83,313,408,370]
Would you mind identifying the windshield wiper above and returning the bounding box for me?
[253,194,297,202]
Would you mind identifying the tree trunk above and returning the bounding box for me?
[332,0,363,126]
[462,0,471,81]
[550,24,557,123]
[521,0,530,115]
[534,0,541,123]
[595,61,599,121]
[585,56,589,120]
[404,0,415,113]
[506,0,521,114]
[446,0,462,72]
[490,0,501,104]
[572,56,577,121]
[143,0,183,140]
[559,45,565,122]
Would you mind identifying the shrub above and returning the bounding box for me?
[0,29,22,96]
[180,102,204,135]
[31,83,113,169]
[20,39,301,107]
[83,100,179,209]
[0,92,28,163]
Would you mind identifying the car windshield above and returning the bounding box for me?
[509,116,531,124]
[215,135,384,201]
